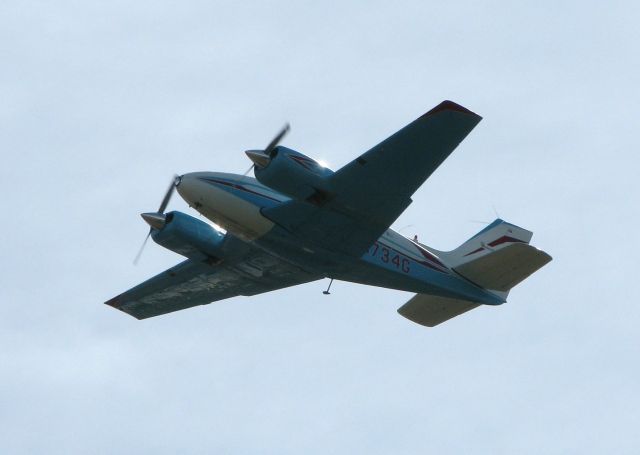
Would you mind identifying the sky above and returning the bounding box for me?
[2,0,640,453]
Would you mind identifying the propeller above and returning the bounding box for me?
[264,123,290,158]
[133,175,180,265]
[244,123,290,176]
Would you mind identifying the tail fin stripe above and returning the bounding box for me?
[464,247,485,257]
[488,236,525,248]
[464,236,526,257]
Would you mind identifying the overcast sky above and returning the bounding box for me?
[2,1,639,453]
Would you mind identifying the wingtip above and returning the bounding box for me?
[421,100,482,120]
[105,297,119,308]
[104,297,147,320]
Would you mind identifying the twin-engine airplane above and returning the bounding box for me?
[106,100,551,327]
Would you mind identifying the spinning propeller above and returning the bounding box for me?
[133,124,290,264]
[133,174,181,265]
[243,123,290,175]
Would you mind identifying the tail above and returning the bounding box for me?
[441,219,552,298]
[398,219,551,327]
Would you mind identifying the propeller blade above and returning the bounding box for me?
[134,175,179,266]
[243,164,255,177]
[133,230,152,265]
[157,174,179,214]
[264,123,290,157]
[239,163,257,184]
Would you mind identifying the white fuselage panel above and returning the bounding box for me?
[177,172,275,241]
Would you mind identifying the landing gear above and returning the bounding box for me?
[323,278,334,295]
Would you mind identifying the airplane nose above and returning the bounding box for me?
[176,173,191,192]
[175,173,200,206]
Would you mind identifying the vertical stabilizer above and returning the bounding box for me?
[441,219,534,268]
[433,219,551,298]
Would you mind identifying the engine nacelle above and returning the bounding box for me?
[254,147,334,202]
[151,211,227,261]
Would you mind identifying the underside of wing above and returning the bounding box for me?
[105,250,320,319]
[330,100,482,224]
[263,100,482,257]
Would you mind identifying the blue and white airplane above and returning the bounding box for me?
[106,101,551,327]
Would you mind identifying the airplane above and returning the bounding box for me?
[105,100,551,327]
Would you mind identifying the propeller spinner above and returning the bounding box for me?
[243,123,290,174]
[133,174,181,265]
[133,124,290,263]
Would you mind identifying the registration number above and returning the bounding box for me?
[369,242,411,273]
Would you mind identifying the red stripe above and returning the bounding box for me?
[201,178,282,203]
[488,236,524,247]
[379,241,449,274]
[415,245,446,267]
[289,155,316,171]
[463,236,525,257]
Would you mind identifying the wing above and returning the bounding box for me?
[105,248,320,319]
[263,100,482,256]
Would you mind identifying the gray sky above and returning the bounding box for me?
[2,1,639,453]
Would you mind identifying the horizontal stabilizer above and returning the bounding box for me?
[397,294,481,327]
[454,243,552,292]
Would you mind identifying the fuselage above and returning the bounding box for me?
[176,172,503,305]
